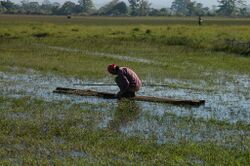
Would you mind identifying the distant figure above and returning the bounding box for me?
[198,16,203,26]
[67,15,71,19]
[107,64,142,99]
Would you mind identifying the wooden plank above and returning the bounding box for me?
[53,87,205,106]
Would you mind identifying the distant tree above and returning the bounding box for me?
[149,8,171,16]
[42,0,51,6]
[171,0,190,16]
[217,0,237,15]
[186,0,196,16]
[52,2,60,7]
[51,2,61,15]
[239,7,248,16]
[41,0,53,14]
[21,0,31,11]
[191,2,210,16]
[78,0,94,13]
[217,0,247,16]
[98,0,119,14]
[195,3,205,15]
[0,1,5,12]
[208,5,218,15]
[128,0,140,16]
[99,0,127,16]
[1,0,15,10]
[59,1,77,15]
[29,2,39,9]
[41,0,51,9]
[20,0,41,14]
[138,0,151,16]
[171,0,210,16]
[21,0,29,9]
[1,0,19,13]
[202,7,210,16]
[111,1,128,15]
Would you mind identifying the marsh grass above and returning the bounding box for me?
[1,37,250,83]
[1,15,250,165]
[1,16,250,79]
[0,97,250,165]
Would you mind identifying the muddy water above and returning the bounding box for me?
[0,70,250,145]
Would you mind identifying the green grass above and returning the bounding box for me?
[0,97,249,165]
[0,15,250,165]
[1,26,250,82]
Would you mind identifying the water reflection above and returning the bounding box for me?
[1,70,250,145]
[108,99,141,131]
[0,70,250,123]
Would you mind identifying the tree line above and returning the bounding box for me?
[0,0,249,16]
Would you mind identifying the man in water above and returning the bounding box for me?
[107,64,142,99]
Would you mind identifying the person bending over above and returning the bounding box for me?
[107,64,142,99]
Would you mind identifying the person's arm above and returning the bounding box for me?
[116,75,129,98]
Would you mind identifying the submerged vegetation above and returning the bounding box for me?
[0,97,250,165]
[0,15,250,164]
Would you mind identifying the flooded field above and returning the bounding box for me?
[1,69,249,146]
[2,15,250,164]
[1,69,249,121]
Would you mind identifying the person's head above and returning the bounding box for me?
[107,64,119,75]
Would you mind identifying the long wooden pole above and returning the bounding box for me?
[53,87,205,106]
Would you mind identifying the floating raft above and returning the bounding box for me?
[53,87,205,106]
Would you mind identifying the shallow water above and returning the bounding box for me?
[0,70,249,122]
[120,114,250,147]
[0,69,250,145]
